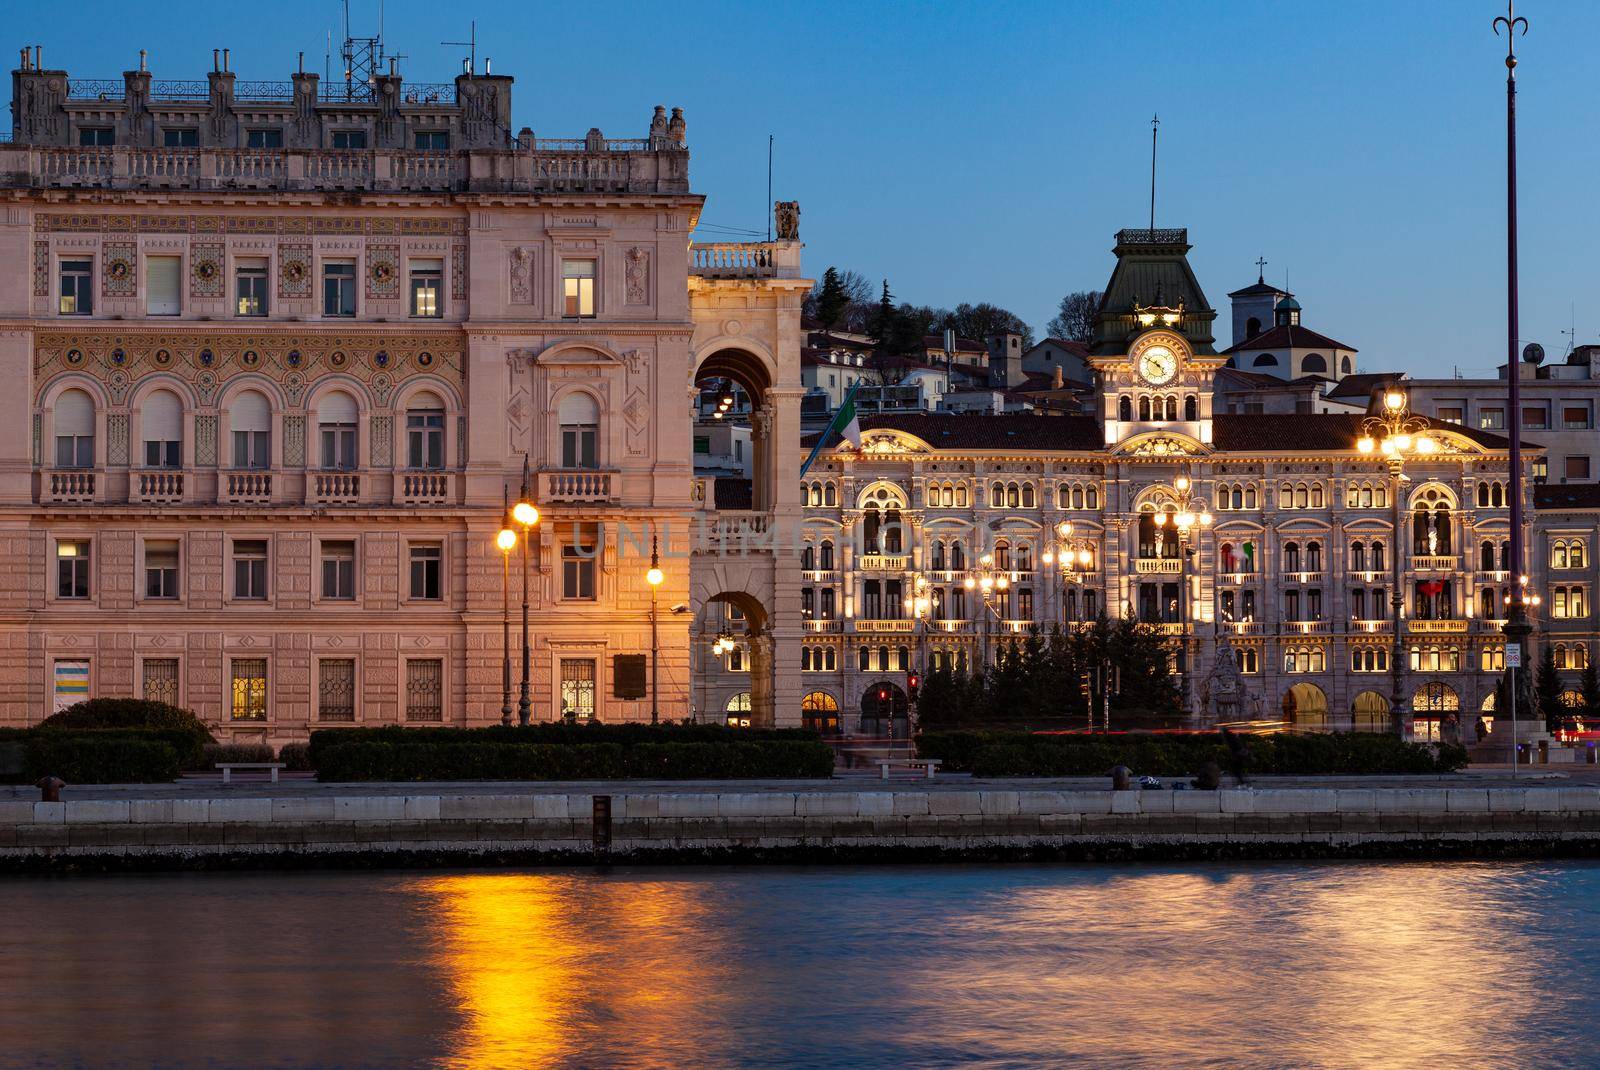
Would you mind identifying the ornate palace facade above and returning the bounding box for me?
[2,54,808,740]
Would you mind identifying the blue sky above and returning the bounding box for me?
[8,0,1597,373]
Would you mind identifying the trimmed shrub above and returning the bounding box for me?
[278,743,314,771]
[38,699,213,769]
[315,739,834,782]
[24,736,179,784]
[306,723,820,764]
[203,743,276,767]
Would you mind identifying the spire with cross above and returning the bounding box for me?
[1255,256,1267,283]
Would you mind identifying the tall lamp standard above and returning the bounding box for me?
[1154,476,1212,715]
[1503,577,1541,766]
[495,494,518,727]
[647,534,665,724]
[1042,520,1096,626]
[963,552,1010,671]
[512,463,539,727]
[1357,390,1437,737]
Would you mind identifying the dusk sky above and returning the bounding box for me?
[9,0,1597,374]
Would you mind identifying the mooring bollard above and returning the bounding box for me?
[592,795,612,860]
[36,775,65,802]
[1109,765,1133,791]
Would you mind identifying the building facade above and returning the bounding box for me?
[2,54,808,740]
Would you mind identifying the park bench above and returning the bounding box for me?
[216,762,286,784]
[876,758,942,780]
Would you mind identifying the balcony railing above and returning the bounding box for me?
[1135,558,1183,574]
[543,470,617,503]
[854,619,916,633]
[223,471,272,504]
[859,554,907,571]
[1284,619,1330,634]
[1226,621,1266,635]
[1350,619,1394,634]
[1412,555,1459,571]
[689,240,803,280]
[312,471,361,504]
[45,470,95,503]
[133,469,184,504]
[400,471,451,504]
[1408,619,1468,634]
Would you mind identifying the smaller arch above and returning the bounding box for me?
[1252,353,1280,368]
[1301,353,1327,374]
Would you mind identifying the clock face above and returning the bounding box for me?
[1139,345,1178,385]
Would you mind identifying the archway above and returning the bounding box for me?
[1411,681,1460,742]
[725,692,753,728]
[1281,682,1329,732]
[694,591,775,728]
[801,690,840,735]
[859,681,909,739]
[1351,690,1390,733]
[693,346,777,511]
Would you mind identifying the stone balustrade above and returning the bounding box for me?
[45,470,96,503]
[690,240,803,280]
[223,471,272,504]
[400,471,451,505]
[132,469,184,504]
[312,472,361,504]
[542,470,617,503]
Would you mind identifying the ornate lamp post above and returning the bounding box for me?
[495,494,517,726]
[1156,476,1212,713]
[1357,390,1437,736]
[1503,576,1541,765]
[1042,520,1096,626]
[647,534,665,724]
[963,551,1010,670]
[512,460,539,727]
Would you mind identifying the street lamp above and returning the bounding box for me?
[495,493,517,727]
[1502,575,1541,766]
[1042,520,1097,625]
[1155,475,1212,720]
[513,460,539,727]
[1357,389,1434,736]
[963,551,1011,670]
[647,534,665,724]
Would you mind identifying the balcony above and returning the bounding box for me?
[1408,619,1468,634]
[702,514,770,554]
[543,470,618,503]
[133,469,184,504]
[400,471,452,505]
[312,471,361,505]
[1284,619,1330,635]
[860,554,908,571]
[1412,555,1459,571]
[1135,557,1183,574]
[223,470,272,505]
[804,619,842,634]
[853,619,916,633]
[1350,619,1394,634]
[45,469,95,503]
[1473,618,1509,633]
[1226,621,1266,635]
[690,240,804,280]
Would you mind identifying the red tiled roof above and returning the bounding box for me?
[803,412,1103,451]
[1224,323,1356,354]
[1212,413,1517,452]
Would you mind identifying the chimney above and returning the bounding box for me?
[212,48,219,72]
[485,57,491,74]
[222,48,230,73]
[139,49,147,73]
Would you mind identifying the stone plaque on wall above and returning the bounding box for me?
[613,654,646,700]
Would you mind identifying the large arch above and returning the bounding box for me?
[1282,682,1329,732]
[1351,690,1390,733]
[859,680,909,739]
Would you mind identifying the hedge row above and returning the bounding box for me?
[16,736,180,784]
[917,730,1468,777]
[306,723,819,763]
[316,739,835,782]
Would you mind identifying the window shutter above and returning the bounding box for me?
[142,391,182,441]
[317,392,358,424]
[232,391,271,432]
[55,390,94,436]
[146,256,182,315]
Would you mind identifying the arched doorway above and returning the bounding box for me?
[1351,690,1390,733]
[860,681,909,739]
[801,690,840,735]
[725,692,753,728]
[694,591,775,727]
[1281,682,1329,732]
[1411,681,1460,743]
[693,346,777,510]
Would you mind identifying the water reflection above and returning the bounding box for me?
[0,862,1595,1069]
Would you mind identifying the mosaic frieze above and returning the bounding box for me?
[32,241,49,297]
[33,332,464,410]
[278,244,312,299]
[366,245,400,300]
[190,244,225,299]
[102,242,136,297]
[451,243,467,300]
[40,213,467,237]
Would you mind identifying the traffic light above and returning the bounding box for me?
[907,672,921,702]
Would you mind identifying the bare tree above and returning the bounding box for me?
[1046,290,1103,345]
[805,268,879,334]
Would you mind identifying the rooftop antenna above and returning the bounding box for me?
[1148,114,1160,235]
[1255,255,1267,283]
[338,0,386,101]
[766,134,773,242]
[1564,302,1576,355]
[442,19,477,75]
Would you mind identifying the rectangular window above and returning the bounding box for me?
[1437,406,1464,425]
[820,588,836,620]
[322,261,357,317]
[1479,407,1505,430]
[144,540,179,599]
[1286,590,1300,621]
[78,127,114,146]
[56,540,90,599]
[406,659,444,722]
[163,128,199,147]
[56,425,94,468]
[409,259,443,318]
[321,541,356,600]
[414,131,449,151]
[409,544,442,600]
[561,426,597,470]
[693,436,710,455]
[53,659,90,712]
[562,259,596,318]
[146,255,182,316]
[331,130,367,149]
[561,524,598,600]
[1533,458,1549,481]
[142,658,179,706]
[234,429,270,469]
[233,539,268,600]
[230,658,267,721]
[407,410,445,469]
[1565,406,1592,430]
[560,658,597,722]
[236,258,269,317]
[247,129,283,149]
[59,259,94,316]
[318,659,356,721]
[1522,406,1548,429]
[144,437,181,469]
[1017,587,1034,620]
[320,423,357,470]
[1566,456,1591,480]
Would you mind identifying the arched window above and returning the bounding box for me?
[1015,542,1033,572]
[1021,484,1035,508]
[801,544,815,571]
[1302,353,1327,374]
[1246,316,1262,337]
[141,390,182,468]
[406,390,446,470]
[1575,542,1588,569]
[1372,541,1386,570]
[1006,482,1020,508]
[819,540,835,571]
[1480,588,1495,619]
[1295,483,1309,509]
[1220,542,1236,572]
[1477,483,1490,508]
[1253,353,1279,368]
[1311,484,1324,508]
[951,543,966,570]
[1119,395,1133,422]
[1071,485,1084,509]
[931,541,946,570]
[231,390,271,470]
[558,392,599,470]
[1164,396,1178,421]
[1138,396,1151,421]
[1184,395,1197,421]
[995,540,1011,570]
[317,391,359,470]
[1352,541,1366,571]
[1087,485,1099,508]
[1244,486,1258,509]
[1341,355,1353,374]
[955,484,968,507]
[990,481,1004,506]
[1284,542,1300,571]
[1492,484,1504,508]
[1307,541,1322,572]
[824,483,837,506]
[54,388,95,468]
[858,647,870,671]
[1482,540,1496,572]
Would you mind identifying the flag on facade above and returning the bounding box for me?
[800,381,862,478]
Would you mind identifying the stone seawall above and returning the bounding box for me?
[6,786,1600,871]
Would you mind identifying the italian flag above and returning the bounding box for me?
[799,382,862,477]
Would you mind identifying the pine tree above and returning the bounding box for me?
[1582,660,1600,723]
[1535,643,1565,734]
[815,266,848,331]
